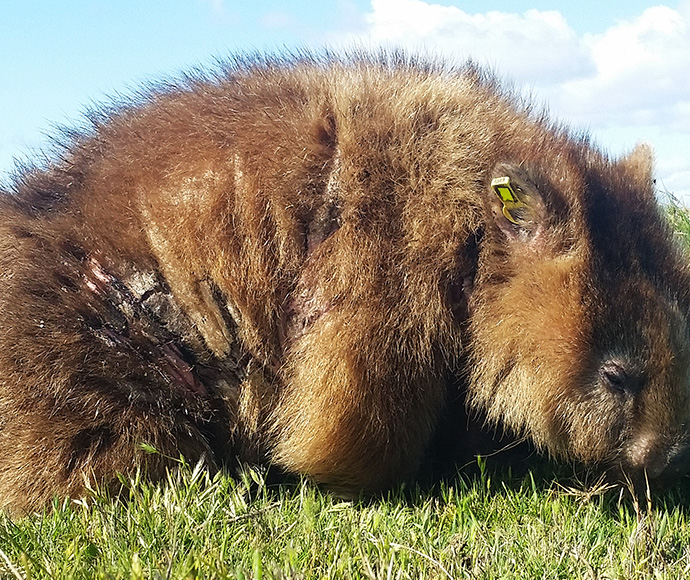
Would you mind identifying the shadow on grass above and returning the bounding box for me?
[249,406,690,518]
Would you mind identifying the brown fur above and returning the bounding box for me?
[1,53,689,515]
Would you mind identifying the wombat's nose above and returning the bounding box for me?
[657,442,690,482]
[627,436,690,483]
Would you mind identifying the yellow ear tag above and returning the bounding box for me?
[491,176,528,225]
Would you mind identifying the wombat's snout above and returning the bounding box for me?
[624,433,690,484]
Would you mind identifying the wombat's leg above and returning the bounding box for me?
[266,165,449,493]
[271,295,445,495]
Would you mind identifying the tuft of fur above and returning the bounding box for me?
[1,53,689,515]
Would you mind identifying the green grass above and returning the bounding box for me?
[1,459,690,579]
[664,190,690,245]
[3,199,690,579]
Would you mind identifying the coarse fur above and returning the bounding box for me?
[1,52,689,515]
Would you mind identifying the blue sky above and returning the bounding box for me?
[2,1,690,199]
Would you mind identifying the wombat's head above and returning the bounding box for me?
[468,144,690,487]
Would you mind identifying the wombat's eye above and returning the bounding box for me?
[599,360,640,395]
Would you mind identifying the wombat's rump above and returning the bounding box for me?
[1,53,689,515]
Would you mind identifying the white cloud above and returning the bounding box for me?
[547,5,690,127]
[199,0,225,16]
[359,0,594,84]
[339,0,690,201]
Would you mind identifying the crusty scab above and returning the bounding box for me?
[82,257,208,399]
[0,52,689,515]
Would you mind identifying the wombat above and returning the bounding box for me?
[1,53,688,515]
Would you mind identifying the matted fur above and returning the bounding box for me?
[1,52,689,515]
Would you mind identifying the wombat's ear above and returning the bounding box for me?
[487,162,547,241]
[620,143,654,189]
[621,143,653,174]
